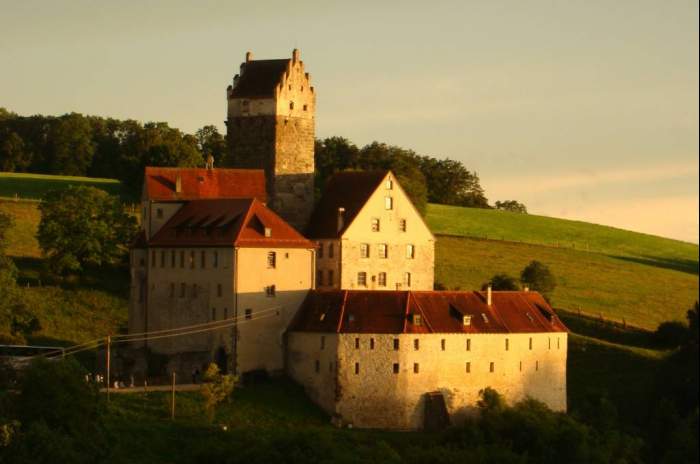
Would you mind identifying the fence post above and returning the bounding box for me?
[171,372,176,420]
[106,335,111,402]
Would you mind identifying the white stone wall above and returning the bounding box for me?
[286,332,339,413]
[287,331,567,429]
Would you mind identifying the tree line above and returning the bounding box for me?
[1,109,528,212]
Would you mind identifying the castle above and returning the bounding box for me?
[128,49,568,430]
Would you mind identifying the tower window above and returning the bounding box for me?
[393,338,400,351]
[289,101,294,110]
[355,337,360,349]
[386,178,393,190]
[466,339,471,351]
[190,251,195,269]
[318,243,324,258]
[303,104,308,111]
[370,338,375,350]
[171,250,176,267]
[161,251,166,267]
[355,363,360,374]
[328,243,334,258]
[529,337,533,350]
[393,363,400,374]
[413,363,419,373]
[213,251,219,268]
[505,338,509,351]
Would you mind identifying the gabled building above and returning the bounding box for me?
[307,171,435,291]
[286,289,569,429]
[130,194,315,375]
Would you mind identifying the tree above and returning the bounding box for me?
[520,260,556,295]
[483,273,521,291]
[46,113,95,176]
[37,186,137,274]
[200,363,237,421]
[0,129,28,172]
[495,200,527,214]
[195,125,227,164]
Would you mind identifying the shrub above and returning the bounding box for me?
[483,273,520,291]
[520,260,556,295]
[200,363,238,420]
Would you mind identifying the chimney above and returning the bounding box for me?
[245,51,253,62]
[292,48,300,63]
[487,284,492,306]
[337,207,345,233]
[175,174,182,193]
[524,286,530,292]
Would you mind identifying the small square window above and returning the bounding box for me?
[393,339,400,351]
[392,363,399,374]
[413,363,419,374]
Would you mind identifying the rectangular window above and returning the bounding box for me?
[519,361,522,372]
[355,338,360,349]
[217,284,222,297]
[385,196,393,210]
[315,360,320,373]
[190,251,195,269]
[466,339,471,351]
[378,244,388,259]
[328,243,334,258]
[548,338,551,350]
[267,251,276,269]
[536,361,539,371]
[378,272,387,287]
[399,219,407,232]
[505,338,509,351]
[171,250,176,267]
[557,338,560,349]
[441,339,446,351]
[360,243,370,258]
[357,272,367,287]
[160,251,166,267]
[355,363,360,375]
[529,337,533,350]
[370,338,375,350]
[403,272,412,288]
[316,270,323,286]
[392,363,399,374]
[318,243,324,259]
[393,338,400,351]
[490,362,495,373]
[413,314,422,326]
[320,336,325,350]
[371,218,380,232]
[386,178,393,190]
[224,307,228,319]
[328,270,334,286]
[180,251,185,268]
[466,362,471,373]
[213,251,219,268]
[180,283,186,297]
[413,363,419,374]
[244,308,253,320]
[265,285,276,297]
[151,250,156,267]
[406,244,415,259]
[201,251,206,268]
[414,339,420,350]
[211,307,216,321]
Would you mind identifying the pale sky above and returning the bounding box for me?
[1,0,698,243]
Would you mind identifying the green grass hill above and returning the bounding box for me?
[0,171,124,201]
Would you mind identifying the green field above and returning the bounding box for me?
[0,171,124,200]
[427,204,699,271]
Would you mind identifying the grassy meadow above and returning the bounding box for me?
[0,171,124,200]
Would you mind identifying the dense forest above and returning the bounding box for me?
[0,109,493,211]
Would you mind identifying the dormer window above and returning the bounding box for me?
[264,227,272,237]
[463,315,472,326]
[413,314,422,326]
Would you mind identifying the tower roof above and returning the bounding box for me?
[143,167,266,202]
[289,290,569,334]
[305,170,388,238]
[147,198,313,248]
[230,59,291,99]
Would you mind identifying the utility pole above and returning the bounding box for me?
[170,372,176,420]
[106,335,111,402]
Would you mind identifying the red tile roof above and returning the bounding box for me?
[229,59,291,99]
[305,171,388,238]
[147,198,314,249]
[144,167,266,202]
[289,290,568,334]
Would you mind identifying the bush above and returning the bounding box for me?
[654,320,689,348]
[200,363,238,420]
[483,273,521,291]
[520,260,556,296]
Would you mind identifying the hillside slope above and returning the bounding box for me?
[0,171,124,200]
[427,204,698,273]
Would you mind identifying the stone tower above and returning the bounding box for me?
[226,49,315,231]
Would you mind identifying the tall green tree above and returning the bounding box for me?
[37,186,137,274]
[520,260,557,296]
[47,113,95,176]
[195,125,227,164]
